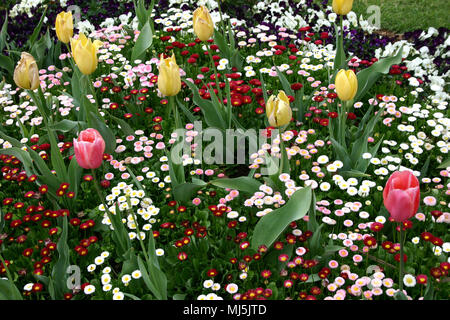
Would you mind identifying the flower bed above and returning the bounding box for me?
[0,0,448,301]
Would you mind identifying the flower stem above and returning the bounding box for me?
[91,169,109,214]
[399,225,404,292]
[169,95,181,129]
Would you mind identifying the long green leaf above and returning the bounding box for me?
[173,180,207,203]
[251,186,312,250]
[275,65,294,97]
[88,111,116,154]
[184,80,227,130]
[210,176,262,194]
[28,6,48,49]
[131,21,153,63]
[51,216,70,299]
[333,22,347,74]
[0,12,8,53]
[354,45,404,101]
[0,279,22,300]
[176,97,197,123]
[0,55,14,74]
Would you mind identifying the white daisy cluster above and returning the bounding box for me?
[197,279,223,300]
[99,182,160,239]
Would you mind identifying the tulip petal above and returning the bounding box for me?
[384,189,414,222]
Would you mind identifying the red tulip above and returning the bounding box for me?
[383,171,420,222]
[73,128,105,169]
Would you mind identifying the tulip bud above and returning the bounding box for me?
[157,53,181,97]
[332,0,354,15]
[73,128,105,169]
[335,69,358,101]
[193,6,214,42]
[266,90,292,127]
[55,11,73,43]
[70,33,102,75]
[13,52,40,90]
[383,171,420,222]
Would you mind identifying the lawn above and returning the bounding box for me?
[350,0,450,33]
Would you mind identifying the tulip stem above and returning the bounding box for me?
[399,225,405,292]
[169,96,181,129]
[91,169,109,213]
[337,99,349,148]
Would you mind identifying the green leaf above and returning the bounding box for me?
[173,294,186,300]
[322,244,344,257]
[309,224,324,258]
[51,216,70,300]
[251,186,312,250]
[131,21,153,63]
[333,22,347,74]
[176,97,197,123]
[137,255,166,300]
[354,45,404,101]
[213,29,231,59]
[0,12,8,53]
[307,190,319,232]
[394,290,408,300]
[0,147,35,176]
[109,203,131,258]
[88,111,116,155]
[68,155,83,198]
[423,280,434,300]
[329,137,351,170]
[173,179,207,203]
[0,55,14,74]
[0,208,5,234]
[295,86,305,122]
[28,6,48,49]
[49,119,85,132]
[108,113,135,136]
[0,279,22,300]
[48,124,69,183]
[126,167,145,191]
[166,148,185,187]
[123,293,142,300]
[305,274,322,283]
[438,157,450,169]
[184,80,227,130]
[275,65,294,97]
[210,176,262,194]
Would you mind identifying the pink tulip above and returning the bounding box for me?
[383,170,420,222]
[73,128,105,169]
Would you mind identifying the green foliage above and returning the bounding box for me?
[251,186,312,250]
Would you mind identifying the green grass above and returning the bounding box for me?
[350,0,450,33]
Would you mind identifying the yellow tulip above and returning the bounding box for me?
[266,90,292,127]
[335,69,358,101]
[332,0,354,15]
[70,33,102,75]
[193,6,214,42]
[13,52,40,90]
[55,11,73,43]
[158,53,181,97]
